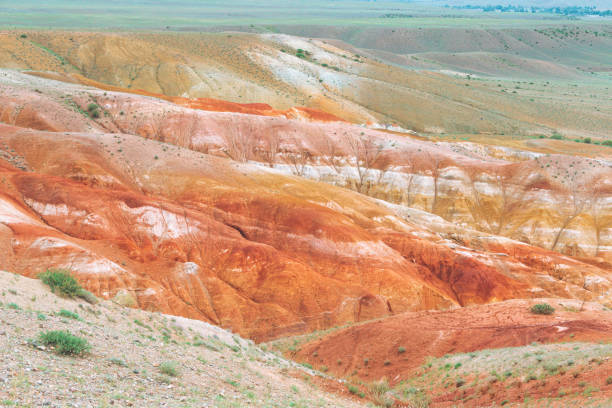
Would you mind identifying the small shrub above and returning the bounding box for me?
[133,319,152,330]
[76,288,98,304]
[87,103,99,112]
[398,346,406,354]
[384,360,391,366]
[7,303,20,310]
[456,378,465,387]
[606,376,612,385]
[108,357,128,367]
[368,379,392,407]
[159,361,180,377]
[57,309,81,320]
[347,384,359,395]
[39,269,81,297]
[20,34,27,38]
[39,330,90,355]
[530,303,555,315]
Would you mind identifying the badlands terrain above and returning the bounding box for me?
[0,2,612,406]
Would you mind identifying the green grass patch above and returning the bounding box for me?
[39,330,91,356]
[531,303,555,315]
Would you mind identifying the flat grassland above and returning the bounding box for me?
[2,0,611,30]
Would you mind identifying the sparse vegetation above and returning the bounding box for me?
[38,330,91,356]
[39,269,97,303]
[368,379,393,407]
[57,309,81,320]
[159,361,180,377]
[39,269,81,297]
[531,303,555,315]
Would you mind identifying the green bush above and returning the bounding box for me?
[159,361,180,377]
[57,309,81,320]
[550,133,564,140]
[39,330,90,355]
[398,346,406,354]
[602,140,612,147]
[531,303,555,315]
[347,384,360,395]
[39,269,81,297]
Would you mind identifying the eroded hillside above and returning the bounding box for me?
[0,70,610,345]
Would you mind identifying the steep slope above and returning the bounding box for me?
[0,271,364,407]
[0,71,610,344]
[2,69,610,262]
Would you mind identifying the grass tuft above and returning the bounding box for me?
[39,269,81,297]
[530,303,555,315]
[39,330,90,356]
[159,361,180,377]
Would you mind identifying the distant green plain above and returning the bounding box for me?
[2,0,609,30]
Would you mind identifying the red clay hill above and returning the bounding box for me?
[0,70,610,344]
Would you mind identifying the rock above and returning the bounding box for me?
[112,290,136,308]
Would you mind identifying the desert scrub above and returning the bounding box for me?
[530,303,555,315]
[87,103,100,118]
[39,269,81,297]
[108,357,128,367]
[347,384,360,395]
[159,361,180,377]
[57,309,81,320]
[76,289,98,304]
[39,269,97,303]
[39,330,91,356]
[368,379,393,408]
